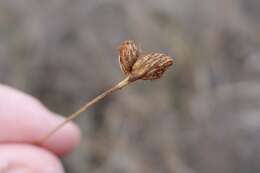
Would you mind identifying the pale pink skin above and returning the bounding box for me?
[0,84,81,173]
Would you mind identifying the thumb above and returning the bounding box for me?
[0,144,64,173]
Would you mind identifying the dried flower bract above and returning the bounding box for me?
[130,53,173,81]
[119,40,140,75]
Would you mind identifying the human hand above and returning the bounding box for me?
[0,84,81,173]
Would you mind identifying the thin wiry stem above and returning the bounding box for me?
[39,76,131,144]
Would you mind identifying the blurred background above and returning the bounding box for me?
[1,0,260,172]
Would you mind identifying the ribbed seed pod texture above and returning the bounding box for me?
[118,40,140,75]
[131,53,173,80]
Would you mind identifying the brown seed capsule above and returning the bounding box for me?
[130,53,173,81]
[119,40,140,75]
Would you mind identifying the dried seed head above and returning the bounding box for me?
[118,40,173,82]
[119,40,140,75]
[130,53,173,81]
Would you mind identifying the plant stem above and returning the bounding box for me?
[39,76,131,144]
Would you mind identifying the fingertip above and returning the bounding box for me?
[0,84,81,155]
[40,114,82,155]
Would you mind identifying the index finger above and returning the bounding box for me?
[0,84,81,156]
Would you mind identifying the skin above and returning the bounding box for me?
[0,84,81,173]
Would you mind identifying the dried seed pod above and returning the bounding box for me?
[119,40,140,75]
[130,53,173,81]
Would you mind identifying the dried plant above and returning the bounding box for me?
[119,40,140,75]
[40,40,173,143]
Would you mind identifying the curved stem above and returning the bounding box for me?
[39,76,131,144]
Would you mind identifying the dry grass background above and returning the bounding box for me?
[1,0,260,172]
